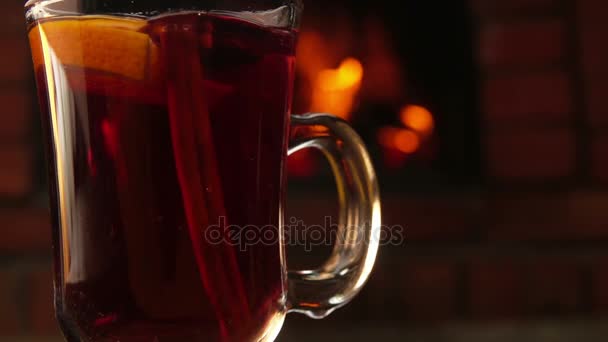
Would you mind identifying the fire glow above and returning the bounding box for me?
[311,57,363,120]
[291,22,437,176]
[378,127,420,154]
[295,30,365,121]
[400,105,434,136]
[377,105,434,156]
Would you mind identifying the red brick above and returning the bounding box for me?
[0,144,34,197]
[0,36,30,83]
[365,262,403,320]
[488,192,608,240]
[526,260,582,315]
[592,133,608,183]
[480,20,565,69]
[0,270,22,335]
[290,195,479,242]
[580,25,608,77]
[0,0,26,33]
[469,261,526,319]
[286,195,338,226]
[577,0,608,27]
[592,258,608,312]
[285,195,338,269]
[469,0,559,17]
[587,81,608,127]
[399,262,458,321]
[0,89,31,142]
[483,72,572,124]
[486,128,576,181]
[579,18,608,77]
[382,196,480,240]
[0,209,52,252]
[28,269,60,335]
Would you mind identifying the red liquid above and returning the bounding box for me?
[32,13,295,341]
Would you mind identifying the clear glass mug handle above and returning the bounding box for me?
[287,113,381,319]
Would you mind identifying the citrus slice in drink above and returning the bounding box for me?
[28,17,160,81]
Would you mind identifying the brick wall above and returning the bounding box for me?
[288,0,608,330]
[1,0,58,339]
[1,0,35,200]
[2,0,608,340]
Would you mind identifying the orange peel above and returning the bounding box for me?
[28,17,160,81]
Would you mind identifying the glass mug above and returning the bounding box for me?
[25,0,380,341]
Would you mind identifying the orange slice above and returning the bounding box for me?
[29,17,160,81]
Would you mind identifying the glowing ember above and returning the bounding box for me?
[291,20,421,176]
[310,57,363,120]
[318,58,363,91]
[394,130,420,153]
[400,105,434,136]
[378,127,421,154]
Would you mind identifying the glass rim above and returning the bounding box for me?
[25,0,303,29]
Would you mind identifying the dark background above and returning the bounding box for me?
[3,0,608,341]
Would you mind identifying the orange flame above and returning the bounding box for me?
[400,105,434,136]
[318,58,363,91]
[394,130,420,153]
[377,127,421,154]
[310,57,363,121]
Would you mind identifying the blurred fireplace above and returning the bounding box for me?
[4,0,608,335]
[22,0,483,198]
[288,0,482,191]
